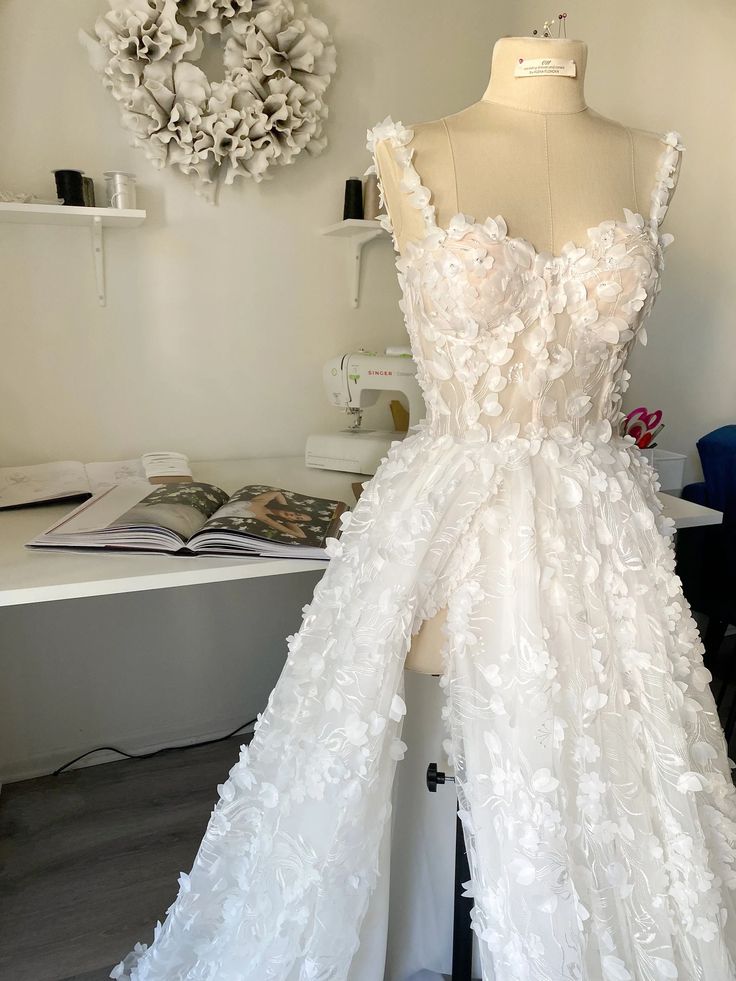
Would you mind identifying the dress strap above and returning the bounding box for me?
[365,116,436,248]
[649,131,685,230]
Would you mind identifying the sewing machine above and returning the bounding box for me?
[305,349,424,474]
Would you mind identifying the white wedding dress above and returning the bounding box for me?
[113,118,736,981]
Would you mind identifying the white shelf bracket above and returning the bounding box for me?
[0,203,145,308]
[318,220,387,308]
[351,236,366,309]
[350,231,383,308]
[91,216,106,307]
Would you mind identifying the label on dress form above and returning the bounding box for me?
[514,58,577,78]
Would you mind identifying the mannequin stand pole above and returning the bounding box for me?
[426,763,474,981]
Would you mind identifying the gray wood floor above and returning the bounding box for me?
[0,735,249,981]
[2,630,733,981]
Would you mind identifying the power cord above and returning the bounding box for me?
[52,717,259,777]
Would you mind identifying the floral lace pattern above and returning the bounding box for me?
[365,118,682,446]
[113,119,736,981]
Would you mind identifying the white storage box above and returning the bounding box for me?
[641,448,687,493]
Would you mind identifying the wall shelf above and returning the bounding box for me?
[0,202,147,307]
[320,219,388,308]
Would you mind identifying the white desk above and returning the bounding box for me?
[657,492,722,529]
[0,458,363,608]
[0,457,722,609]
[0,458,723,783]
[0,458,367,782]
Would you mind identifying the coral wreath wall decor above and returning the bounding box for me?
[80,0,336,200]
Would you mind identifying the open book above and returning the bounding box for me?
[27,481,348,560]
[0,452,192,509]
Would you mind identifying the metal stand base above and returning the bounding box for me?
[427,763,474,981]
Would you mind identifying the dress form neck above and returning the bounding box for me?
[482,37,588,114]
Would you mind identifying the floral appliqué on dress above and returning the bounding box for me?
[113,121,736,981]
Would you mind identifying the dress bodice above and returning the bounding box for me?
[367,118,684,445]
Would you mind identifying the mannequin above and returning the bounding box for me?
[374,35,682,674]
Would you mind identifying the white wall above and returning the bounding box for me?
[0,0,509,466]
[2,2,731,475]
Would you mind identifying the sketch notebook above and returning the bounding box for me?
[27,481,348,560]
[0,452,192,509]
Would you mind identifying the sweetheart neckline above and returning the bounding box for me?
[397,207,669,268]
[367,116,682,268]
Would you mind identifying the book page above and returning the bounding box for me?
[0,452,192,508]
[84,453,192,493]
[200,485,346,547]
[109,481,230,540]
[39,482,155,535]
[0,461,89,508]
[84,459,146,494]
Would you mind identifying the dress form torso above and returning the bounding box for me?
[374,36,682,673]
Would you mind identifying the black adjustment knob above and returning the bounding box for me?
[426,762,446,792]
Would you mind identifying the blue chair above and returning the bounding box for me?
[679,426,736,736]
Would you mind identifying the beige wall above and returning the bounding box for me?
[1,1,733,478]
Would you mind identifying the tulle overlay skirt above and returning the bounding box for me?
[114,425,736,981]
